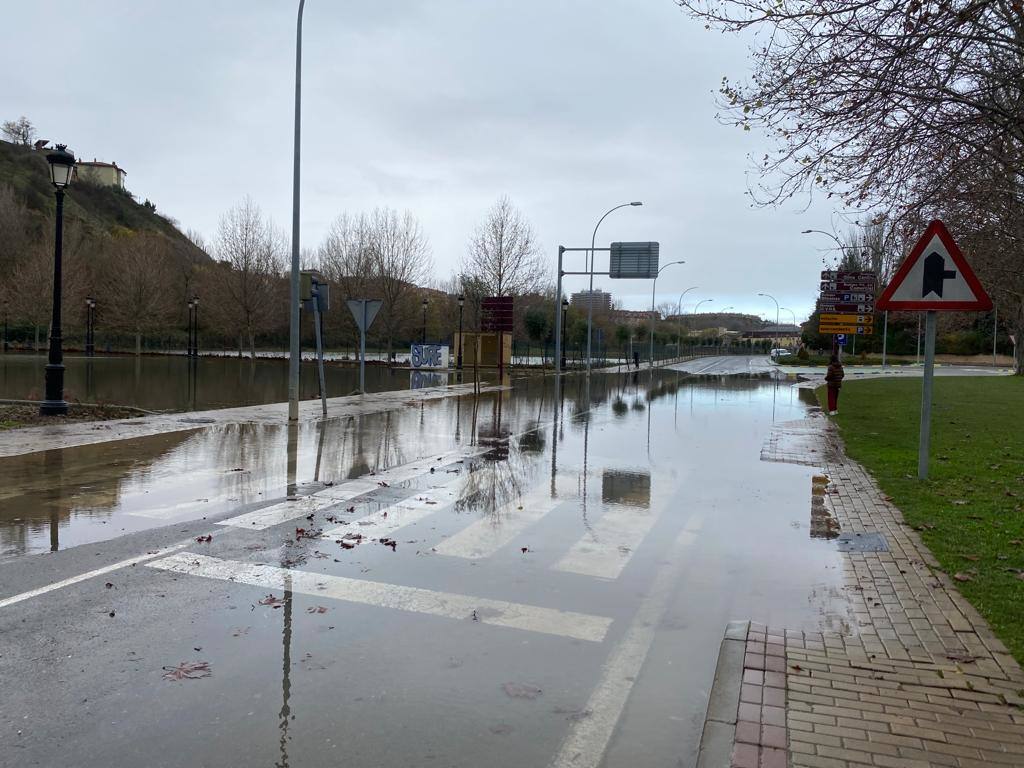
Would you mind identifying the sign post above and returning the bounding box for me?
[302,272,331,416]
[346,299,383,395]
[877,220,992,479]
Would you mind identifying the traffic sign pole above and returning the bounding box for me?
[882,310,888,368]
[918,311,937,479]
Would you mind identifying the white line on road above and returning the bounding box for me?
[0,542,191,610]
[321,475,464,540]
[147,552,612,643]
[217,449,481,530]
[552,477,680,580]
[433,490,563,560]
[550,514,703,768]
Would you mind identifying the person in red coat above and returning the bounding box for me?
[824,354,845,415]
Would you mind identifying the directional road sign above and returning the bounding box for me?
[876,220,991,311]
[835,334,847,346]
[822,270,876,281]
[347,299,384,394]
[818,313,873,324]
[818,324,873,335]
[820,281,877,292]
[817,303,874,313]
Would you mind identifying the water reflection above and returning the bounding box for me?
[0,353,447,412]
[601,470,651,508]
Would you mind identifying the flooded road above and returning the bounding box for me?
[0,364,852,767]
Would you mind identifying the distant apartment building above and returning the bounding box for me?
[570,289,612,312]
[75,159,127,190]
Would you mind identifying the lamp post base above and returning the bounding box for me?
[40,363,68,415]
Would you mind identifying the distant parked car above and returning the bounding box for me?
[771,348,792,357]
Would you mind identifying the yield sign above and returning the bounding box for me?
[877,220,991,311]
[346,299,383,332]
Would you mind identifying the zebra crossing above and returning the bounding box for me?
[147,452,685,642]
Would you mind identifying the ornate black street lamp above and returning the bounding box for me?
[85,297,95,357]
[456,294,465,369]
[561,298,569,369]
[40,144,76,416]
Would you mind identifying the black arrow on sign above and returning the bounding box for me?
[922,251,956,297]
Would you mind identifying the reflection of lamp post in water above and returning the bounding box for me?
[277,575,293,768]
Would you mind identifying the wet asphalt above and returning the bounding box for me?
[0,359,852,768]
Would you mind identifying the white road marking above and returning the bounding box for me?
[550,515,703,768]
[552,506,659,580]
[147,552,612,643]
[0,542,191,610]
[553,473,681,580]
[217,449,481,530]
[321,475,464,540]
[433,490,563,560]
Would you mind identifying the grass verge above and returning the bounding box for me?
[0,404,143,430]
[819,376,1024,663]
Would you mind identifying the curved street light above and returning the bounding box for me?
[649,260,685,368]
[758,292,780,357]
[586,201,642,374]
[674,285,699,355]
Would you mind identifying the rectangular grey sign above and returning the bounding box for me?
[609,241,660,279]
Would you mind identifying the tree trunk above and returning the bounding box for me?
[248,328,256,360]
[135,332,142,356]
[1014,310,1023,375]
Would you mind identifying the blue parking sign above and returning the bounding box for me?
[835,333,847,346]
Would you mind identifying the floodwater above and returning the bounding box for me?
[0,353,449,412]
[0,366,853,768]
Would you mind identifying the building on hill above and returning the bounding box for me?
[570,289,612,313]
[75,159,127,190]
[610,308,657,324]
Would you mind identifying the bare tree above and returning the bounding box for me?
[211,197,286,358]
[2,116,36,146]
[463,195,546,297]
[368,207,433,356]
[101,232,176,355]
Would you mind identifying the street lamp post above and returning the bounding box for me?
[586,201,642,374]
[40,144,76,416]
[561,298,569,369]
[421,298,428,344]
[85,297,96,357]
[780,307,797,353]
[649,260,685,368]
[456,294,465,369]
[187,299,194,357]
[192,296,200,358]
[758,292,780,358]
[287,0,306,423]
[674,286,699,359]
[692,299,713,355]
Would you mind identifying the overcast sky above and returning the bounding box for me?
[2,0,843,321]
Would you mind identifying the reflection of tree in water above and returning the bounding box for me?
[516,420,546,455]
[0,430,192,557]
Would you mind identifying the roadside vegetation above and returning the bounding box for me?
[822,377,1024,662]
[0,404,143,430]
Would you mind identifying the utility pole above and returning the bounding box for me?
[287,0,306,422]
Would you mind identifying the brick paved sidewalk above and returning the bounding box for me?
[698,412,1024,768]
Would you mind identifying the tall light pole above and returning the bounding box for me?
[456,294,465,369]
[561,298,569,369]
[674,285,699,357]
[287,0,306,422]
[801,228,844,250]
[421,298,428,343]
[586,201,642,374]
[649,260,685,368]
[758,292,780,357]
[692,298,713,354]
[40,144,76,416]
[780,307,797,351]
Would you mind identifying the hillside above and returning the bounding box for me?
[0,139,207,261]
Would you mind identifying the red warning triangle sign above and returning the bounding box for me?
[877,220,992,311]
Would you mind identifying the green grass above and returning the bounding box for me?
[778,354,907,367]
[819,377,1024,662]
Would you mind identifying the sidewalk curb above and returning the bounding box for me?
[697,620,749,768]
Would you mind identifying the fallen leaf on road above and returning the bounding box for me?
[258,594,286,609]
[104,582,114,589]
[162,661,212,681]
[521,547,529,554]
[502,682,542,700]
[195,535,212,543]
[306,606,328,614]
